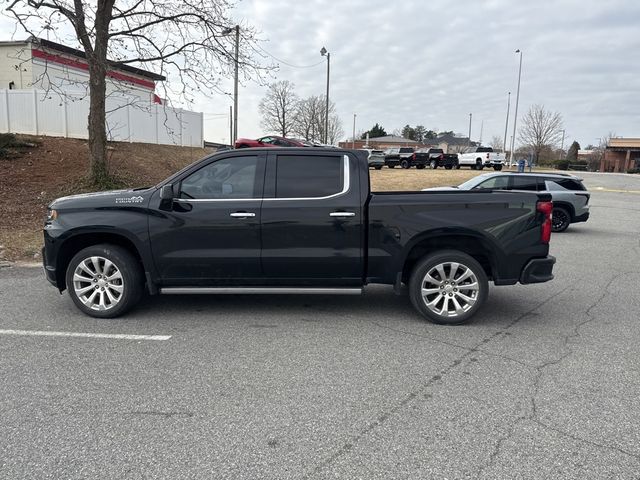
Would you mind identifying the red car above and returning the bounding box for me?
[234,135,307,148]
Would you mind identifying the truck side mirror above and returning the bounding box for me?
[160,184,174,200]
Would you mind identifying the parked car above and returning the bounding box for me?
[360,148,385,169]
[42,148,556,325]
[234,136,307,148]
[414,148,459,170]
[457,146,505,170]
[384,147,415,168]
[423,172,589,232]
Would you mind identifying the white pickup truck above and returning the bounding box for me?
[457,146,505,170]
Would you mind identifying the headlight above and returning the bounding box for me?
[46,209,58,221]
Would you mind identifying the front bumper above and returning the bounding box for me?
[520,255,556,284]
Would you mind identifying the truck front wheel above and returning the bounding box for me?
[65,244,144,318]
[408,250,488,325]
[475,159,484,170]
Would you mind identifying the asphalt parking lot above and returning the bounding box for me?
[1,172,639,479]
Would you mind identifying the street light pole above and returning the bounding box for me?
[509,49,523,165]
[503,91,511,154]
[352,113,357,149]
[320,47,330,144]
[559,129,566,159]
[468,113,472,146]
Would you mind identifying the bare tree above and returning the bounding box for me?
[292,95,322,142]
[7,0,268,184]
[326,113,344,145]
[291,95,342,144]
[259,80,299,137]
[489,135,503,152]
[518,104,564,162]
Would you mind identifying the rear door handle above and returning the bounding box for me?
[330,211,356,217]
[230,212,256,218]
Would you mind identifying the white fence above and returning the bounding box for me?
[0,89,203,147]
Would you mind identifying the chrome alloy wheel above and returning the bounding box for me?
[72,256,124,311]
[420,262,479,318]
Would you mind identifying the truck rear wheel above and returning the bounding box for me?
[65,244,143,318]
[430,160,437,169]
[400,160,410,169]
[409,250,488,325]
[475,159,484,170]
[493,165,503,171]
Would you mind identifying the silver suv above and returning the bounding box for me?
[426,172,590,232]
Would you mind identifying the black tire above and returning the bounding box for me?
[65,244,144,318]
[388,165,395,169]
[552,207,571,233]
[493,165,503,171]
[445,165,453,170]
[476,159,484,170]
[430,160,437,169]
[409,250,488,325]
[455,163,461,169]
[416,164,426,170]
[400,159,410,169]
[375,166,383,170]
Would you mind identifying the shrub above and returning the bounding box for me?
[555,159,569,170]
[627,168,640,174]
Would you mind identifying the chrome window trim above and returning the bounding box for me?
[173,155,350,203]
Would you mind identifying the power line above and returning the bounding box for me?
[256,44,325,69]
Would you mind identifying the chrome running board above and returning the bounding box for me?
[159,287,363,295]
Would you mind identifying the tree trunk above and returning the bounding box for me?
[88,63,109,184]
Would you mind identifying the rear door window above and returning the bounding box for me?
[509,176,542,191]
[275,155,344,198]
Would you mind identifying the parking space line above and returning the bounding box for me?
[0,329,171,341]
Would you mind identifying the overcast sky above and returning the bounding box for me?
[215,0,639,148]
[2,0,639,148]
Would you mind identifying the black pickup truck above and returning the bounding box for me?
[43,148,555,325]
[414,148,459,170]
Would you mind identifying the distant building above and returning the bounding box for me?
[601,138,640,172]
[435,133,476,154]
[0,37,165,104]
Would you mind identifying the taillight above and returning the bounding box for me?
[486,153,490,159]
[412,153,416,160]
[537,201,553,243]
[439,154,444,160]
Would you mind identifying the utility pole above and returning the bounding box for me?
[352,113,357,149]
[509,49,523,165]
[229,105,233,147]
[503,92,511,154]
[320,47,330,144]
[468,113,472,146]
[559,129,566,160]
[223,25,240,144]
[233,25,239,144]
[479,120,484,145]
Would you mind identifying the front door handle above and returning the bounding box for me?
[230,212,256,218]
[330,211,356,217]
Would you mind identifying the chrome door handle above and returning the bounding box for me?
[230,212,256,218]
[330,211,356,217]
